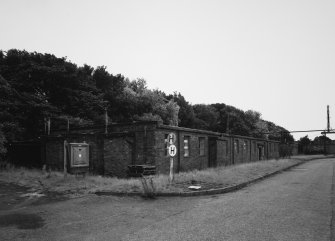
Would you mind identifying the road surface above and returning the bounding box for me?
[0,157,334,241]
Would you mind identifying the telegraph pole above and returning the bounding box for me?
[327,105,330,133]
[324,105,331,155]
[226,113,230,134]
[105,107,108,135]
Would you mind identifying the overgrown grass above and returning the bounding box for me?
[0,155,325,196]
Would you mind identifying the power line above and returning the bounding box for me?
[262,129,328,135]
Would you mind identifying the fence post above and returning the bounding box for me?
[64,140,67,178]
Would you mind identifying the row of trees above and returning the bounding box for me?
[0,49,294,159]
[298,135,332,154]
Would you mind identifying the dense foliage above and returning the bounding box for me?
[298,135,332,154]
[0,49,293,157]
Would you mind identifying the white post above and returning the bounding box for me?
[169,157,174,183]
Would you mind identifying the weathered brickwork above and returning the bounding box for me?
[44,135,105,174]
[42,121,280,177]
[112,122,156,166]
[103,137,132,177]
[215,137,232,166]
[45,140,64,170]
[178,132,208,172]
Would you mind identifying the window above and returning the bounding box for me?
[184,136,190,157]
[199,137,205,156]
[243,141,247,151]
[234,140,239,153]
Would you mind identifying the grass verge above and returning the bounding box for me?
[0,155,328,197]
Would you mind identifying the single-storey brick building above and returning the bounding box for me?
[40,121,280,177]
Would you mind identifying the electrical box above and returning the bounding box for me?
[69,143,89,169]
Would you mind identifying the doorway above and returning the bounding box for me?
[258,145,263,160]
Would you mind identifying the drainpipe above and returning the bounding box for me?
[47,118,51,135]
[177,130,181,173]
[232,138,234,165]
[249,139,252,162]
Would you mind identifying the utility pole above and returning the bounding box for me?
[67,118,70,133]
[327,105,330,133]
[226,113,230,135]
[324,105,331,155]
[105,107,108,135]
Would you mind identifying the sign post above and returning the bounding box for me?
[167,133,177,183]
[169,157,174,182]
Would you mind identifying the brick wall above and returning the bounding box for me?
[232,137,252,164]
[112,122,157,166]
[267,142,280,159]
[153,128,218,174]
[103,137,133,177]
[45,139,64,170]
[44,135,105,174]
[152,131,173,174]
[178,132,208,172]
[43,122,281,177]
[216,137,232,166]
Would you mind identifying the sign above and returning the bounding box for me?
[168,144,177,157]
[167,134,177,183]
[167,133,176,144]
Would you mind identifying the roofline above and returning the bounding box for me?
[157,124,280,143]
[43,121,280,143]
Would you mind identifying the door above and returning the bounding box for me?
[258,145,263,160]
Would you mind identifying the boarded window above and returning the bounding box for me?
[199,137,205,156]
[184,136,190,157]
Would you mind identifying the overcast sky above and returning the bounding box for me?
[1,0,335,140]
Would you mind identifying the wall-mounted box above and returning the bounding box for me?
[69,143,89,173]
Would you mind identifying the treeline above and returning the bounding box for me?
[298,135,332,154]
[0,49,293,158]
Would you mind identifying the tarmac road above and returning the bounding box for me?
[0,158,334,241]
[123,158,335,241]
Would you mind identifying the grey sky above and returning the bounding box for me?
[1,0,335,140]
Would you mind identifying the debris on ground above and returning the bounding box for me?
[188,185,201,190]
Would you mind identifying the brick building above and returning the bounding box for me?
[40,121,279,177]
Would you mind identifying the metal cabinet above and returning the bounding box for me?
[69,143,89,168]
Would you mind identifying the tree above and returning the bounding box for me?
[93,66,112,90]
[134,89,180,126]
[193,104,219,131]
[298,135,312,154]
[169,92,195,128]
[0,48,295,158]
[313,135,331,145]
